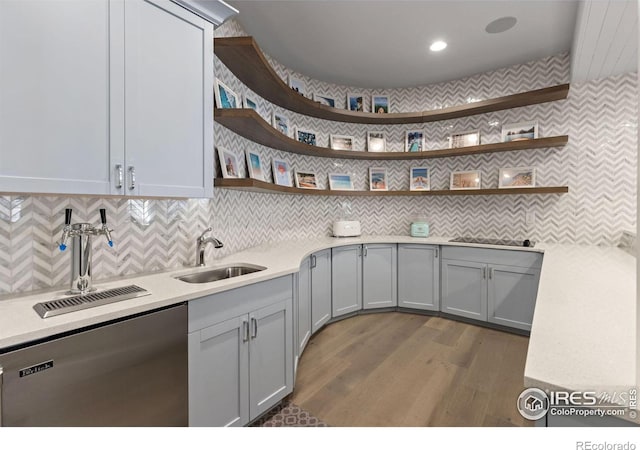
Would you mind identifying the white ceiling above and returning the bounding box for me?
[228,0,581,89]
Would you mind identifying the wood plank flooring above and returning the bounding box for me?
[291,312,533,427]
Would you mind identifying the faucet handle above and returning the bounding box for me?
[99,209,114,247]
[198,227,213,241]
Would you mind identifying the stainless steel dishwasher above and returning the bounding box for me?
[0,304,188,426]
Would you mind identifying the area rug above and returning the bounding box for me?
[251,401,328,427]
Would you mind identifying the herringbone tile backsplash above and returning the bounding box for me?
[0,19,636,295]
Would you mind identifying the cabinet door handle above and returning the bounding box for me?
[128,166,136,191]
[251,317,257,339]
[115,164,124,189]
[482,267,486,279]
[489,268,494,280]
[363,246,368,257]
[311,255,316,269]
[435,248,439,258]
[242,320,249,342]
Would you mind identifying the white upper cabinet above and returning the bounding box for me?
[0,0,214,198]
[0,0,113,195]
[121,0,213,197]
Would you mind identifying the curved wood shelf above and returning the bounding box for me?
[215,178,569,197]
[214,36,570,125]
[215,108,568,160]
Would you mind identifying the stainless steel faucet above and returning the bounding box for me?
[57,208,114,294]
[196,227,223,266]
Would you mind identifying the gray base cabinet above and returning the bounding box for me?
[398,244,440,311]
[440,246,542,331]
[188,276,293,427]
[331,245,363,317]
[296,257,312,362]
[363,244,397,309]
[311,249,332,333]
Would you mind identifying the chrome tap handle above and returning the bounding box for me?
[57,209,73,251]
[198,227,213,242]
[99,209,114,247]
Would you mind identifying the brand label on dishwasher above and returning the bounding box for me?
[19,360,54,377]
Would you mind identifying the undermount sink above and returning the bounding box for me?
[175,264,266,284]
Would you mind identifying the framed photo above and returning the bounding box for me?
[272,159,292,187]
[214,79,239,109]
[272,112,290,137]
[294,171,319,189]
[502,121,539,142]
[288,75,306,97]
[499,167,536,188]
[405,130,425,152]
[372,95,389,114]
[217,148,240,178]
[330,134,355,151]
[328,173,355,191]
[243,94,258,111]
[313,93,336,108]
[369,167,388,191]
[410,167,430,191]
[450,170,481,190]
[245,150,265,181]
[295,128,317,146]
[347,93,364,112]
[449,130,480,148]
[367,131,386,152]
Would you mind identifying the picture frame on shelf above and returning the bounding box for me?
[245,150,265,181]
[272,112,290,137]
[501,121,539,142]
[367,131,386,152]
[288,75,306,97]
[328,173,355,190]
[217,147,240,178]
[294,171,319,189]
[330,134,355,151]
[369,167,388,191]
[214,79,239,109]
[347,93,364,112]
[405,130,425,152]
[313,93,337,108]
[272,159,293,187]
[450,170,481,190]
[242,93,258,111]
[410,167,430,191]
[295,128,317,146]
[499,167,536,188]
[372,95,390,114]
[449,130,480,148]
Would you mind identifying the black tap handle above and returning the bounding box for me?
[65,208,72,226]
[100,208,107,225]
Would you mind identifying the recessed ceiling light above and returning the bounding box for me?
[430,40,447,52]
[485,16,517,34]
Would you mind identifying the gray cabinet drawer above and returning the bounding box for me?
[441,246,543,269]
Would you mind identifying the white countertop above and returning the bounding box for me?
[0,235,635,415]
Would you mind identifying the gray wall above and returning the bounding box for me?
[0,19,636,296]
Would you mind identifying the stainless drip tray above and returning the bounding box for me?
[449,237,535,248]
[34,285,150,319]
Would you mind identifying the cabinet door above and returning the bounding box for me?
[488,264,540,331]
[362,244,397,309]
[398,244,440,311]
[123,0,214,197]
[331,245,363,317]
[441,259,487,321]
[311,249,332,333]
[188,315,249,427]
[0,0,116,195]
[248,299,292,420]
[297,257,312,359]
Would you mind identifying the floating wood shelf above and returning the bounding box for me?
[215,178,569,197]
[215,108,568,160]
[214,36,570,125]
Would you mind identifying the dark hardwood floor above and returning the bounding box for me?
[291,312,533,427]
